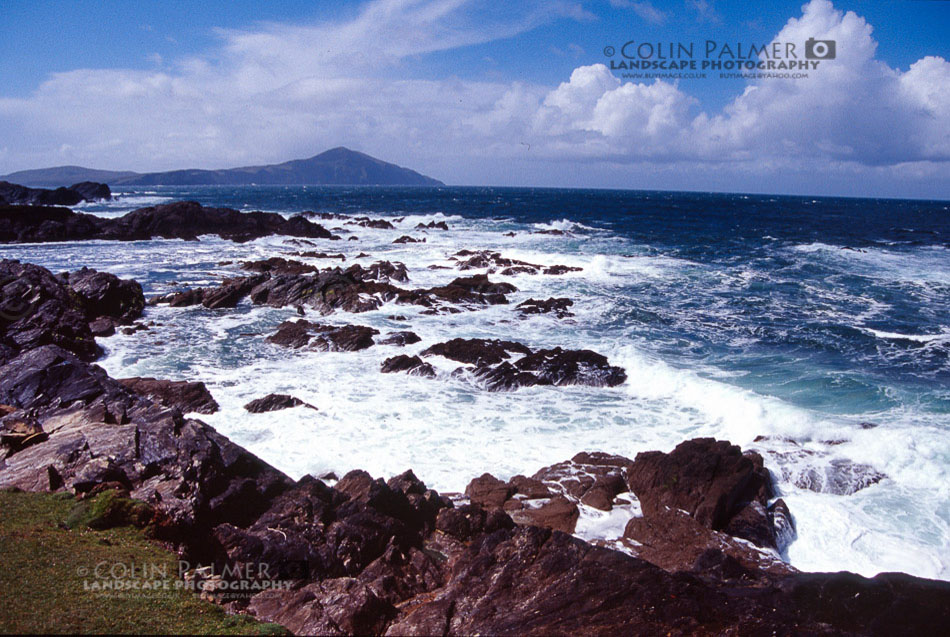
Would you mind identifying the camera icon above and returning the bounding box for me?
[805,38,836,60]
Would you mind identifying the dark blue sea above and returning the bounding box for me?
[3,185,948,579]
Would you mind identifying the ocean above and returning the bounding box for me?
[3,185,948,581]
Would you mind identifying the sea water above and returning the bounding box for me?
[3,185,948,580]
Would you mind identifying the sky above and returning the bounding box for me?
[0,0,948,198]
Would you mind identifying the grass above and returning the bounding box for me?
[0,488,288,635]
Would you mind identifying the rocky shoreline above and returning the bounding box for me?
[1,203,949,634]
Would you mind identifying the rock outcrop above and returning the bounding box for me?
[0,201,336,243]
[118,377,220,415]
[2,260,949,636]
[0,180,111,206]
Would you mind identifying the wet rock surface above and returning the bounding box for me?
[244,394,317,413]
[418,338,626,391]
[0,200,335,243]
[516,297,574,318]
[0,180,111,206]
[2,259,949,636]
[118,377,220,415]
[380,355,436,377]
[267,320,379,352]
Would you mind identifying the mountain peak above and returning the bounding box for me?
[1,148,443,187]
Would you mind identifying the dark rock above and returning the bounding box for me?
[244,394,317,413]
[420,338,530,366]
[623,507,795,581]
[378,331,421,346]
[88,317,116,337]
[508,495,580,533]
[0,200,335,244]
[241,257,320,275]
[464,473,513,509]
[381,355,435,377]
[514,347,627,388]
[627,439,773,540]
[349,217,395,230]
[294,251,346,261]
[310,325,379,352]
[415,221,448,230]
[543,264,583,275]
[0,259,99,364]
[118,377,219,414]
[517,297,574,318]
[0,181,83,206]
[435,504,514,542]
[69,182,112,201]
[267,320,378,352]
[58,267,145,324]
[393,235,425,244]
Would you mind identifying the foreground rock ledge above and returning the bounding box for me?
[1,260,949,636]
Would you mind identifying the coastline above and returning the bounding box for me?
[2,198,950,634]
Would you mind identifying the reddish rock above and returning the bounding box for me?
[464,473,514,509]
[118,377,219,414]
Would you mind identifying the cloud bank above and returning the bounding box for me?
[0,0,947,196]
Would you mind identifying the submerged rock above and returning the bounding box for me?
[267,320,379,352]
[380,355,435,377]
[244,393,317,413]
[516,297,575,318]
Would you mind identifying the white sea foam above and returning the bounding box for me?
[6,196,948,583]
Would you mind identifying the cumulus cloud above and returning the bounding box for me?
[0,0,946,194]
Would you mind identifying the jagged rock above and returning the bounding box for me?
[517,297,574,318]
[241,257,320,275]
[415,221,448,230]
[507,495,580,533]
[421,338,531,366]
[464,473,513,509]
[118,377,219,414]
[348,217,395,230]
[627,439,774,547]
[543,265,583,275]
[88,317,116,337]
[393,235,424,244]
[513,348,626,388]
[0,259,99,364]
[381,355,435,377]
[622,507,795,582]
[244,394,316,413]
[267,320,378,352]
[69,181,112,201]
[58,267,145,324]
[0,181,87,206]
[294,251,346,260]
[0,200,335,244]
[378,331,421,346]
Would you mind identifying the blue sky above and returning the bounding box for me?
[0,0,948,197]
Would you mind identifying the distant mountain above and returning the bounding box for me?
[1,148,443,187]
[1,166,139,187]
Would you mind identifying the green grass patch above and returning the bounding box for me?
[0,488,287,635]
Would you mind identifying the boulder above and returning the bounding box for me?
[244,394,317,413]
[59,267,145,324]
[0,259,99,364]
[118,377,219,415]
[516,297,574,318]
[421,338,531,366]
[627,439,775,548]
[380,355,435,377]
[378,331,421,346]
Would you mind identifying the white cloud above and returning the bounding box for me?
[0,0,947,195]
[609,1,667,24]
